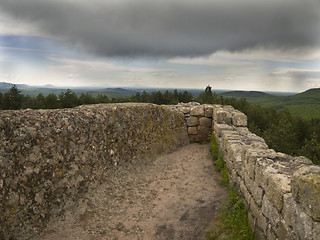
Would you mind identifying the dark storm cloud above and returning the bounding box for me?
[0,0,319,57]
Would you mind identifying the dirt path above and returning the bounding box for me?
[39,144,227,240]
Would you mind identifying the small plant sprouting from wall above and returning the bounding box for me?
[207,133,254,240]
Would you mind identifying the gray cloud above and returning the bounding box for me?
[0,0,319,57]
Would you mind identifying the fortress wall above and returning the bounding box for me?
[171,103,320,240]
[0,103,189,239]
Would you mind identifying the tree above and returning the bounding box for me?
[0,92,3,109]
[33,93,45,109]
[3,85,23,110]
[141,91,151,103]
[44,93,60,109]
[78,93,96,105]
[180,91,193,103]
[96,94,110,103]
[59,89,78,108]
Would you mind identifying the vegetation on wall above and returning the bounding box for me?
[207,134,254,240]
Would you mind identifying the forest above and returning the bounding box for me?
[1,85,320,165]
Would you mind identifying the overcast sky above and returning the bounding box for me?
[0,0,320,92]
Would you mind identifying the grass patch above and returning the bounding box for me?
[207,133,254,240]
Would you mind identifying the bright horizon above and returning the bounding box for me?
[0,0,320,92]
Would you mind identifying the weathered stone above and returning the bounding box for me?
[232,111,248,127]
[213,109,232,124]
[266,173,291,212]
[292,165,320,221]
[283,193,314,240]
[0,103,189,239]
[199,117,212,127]
[197,125,210,135]
[204,105,213,118]
[250,197,268,234]
[262,196,280,229]
[186,116,199,126]
[293,155,313,165]
[249,179,264,207]
[180,107,190,114]
[188,135,195,142]
[255,158,276,191]
[213,123,233,137]
[267,225,277,240]
[276,220,297,240]
[187,127,197,135]
[194,134,208,142]
[239,180,253,208]
[190,106,205,117]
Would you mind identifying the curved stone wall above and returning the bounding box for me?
[1,102,320,240]
[0,103,189,239]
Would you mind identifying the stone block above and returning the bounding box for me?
[194,134,208,142]
[266,173,291,212]
[293,156,313,165]
[186,116,199,126]
[188,135,195,142]
[180,107,190,114]
[283,193,313,240]
[244,148,277,179]
[313,221,320,240]
[204,105,213,117]
[232,111,247,127]
[262,196,280,229]
[249,179,264,207]
[292,165,320,221]
[213,110,232,124]
[187,127,197,135]
[240,180,253,207]
[199,117,212,127]
[250,197,268,234]
[213,123,233,137]
[266,225,277,240]
[190,106,205,117]
[197,125,210,135]
[255,158,276,191]
[276,220,297,240]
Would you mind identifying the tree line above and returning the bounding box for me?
[1,85,320,165]
[0,85,193,110]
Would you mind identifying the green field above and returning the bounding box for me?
[220,88,320,119]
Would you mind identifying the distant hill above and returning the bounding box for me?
[0,82,30,88]
[220,90,272,98]
[103,88,137,95]
[292,88,320,99]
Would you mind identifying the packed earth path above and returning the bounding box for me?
[39,144,228,240]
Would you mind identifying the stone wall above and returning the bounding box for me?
[211,105,320,240]
[0,103,189,239]
[170,102,320,240]
[2,102,320,240]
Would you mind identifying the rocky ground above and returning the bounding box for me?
[38,143,227,240]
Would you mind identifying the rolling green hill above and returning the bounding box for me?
[220,90,273,98]
[241,88,320,119]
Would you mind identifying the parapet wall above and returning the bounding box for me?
[0,103,189,239]
[170,103,320,240]
[2,102,320,240]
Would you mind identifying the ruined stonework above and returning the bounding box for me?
[166,102,214,142]
[169,102,320,240]
[0,103,189,239]
[1,102,320,240]
[211,105,320,240]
